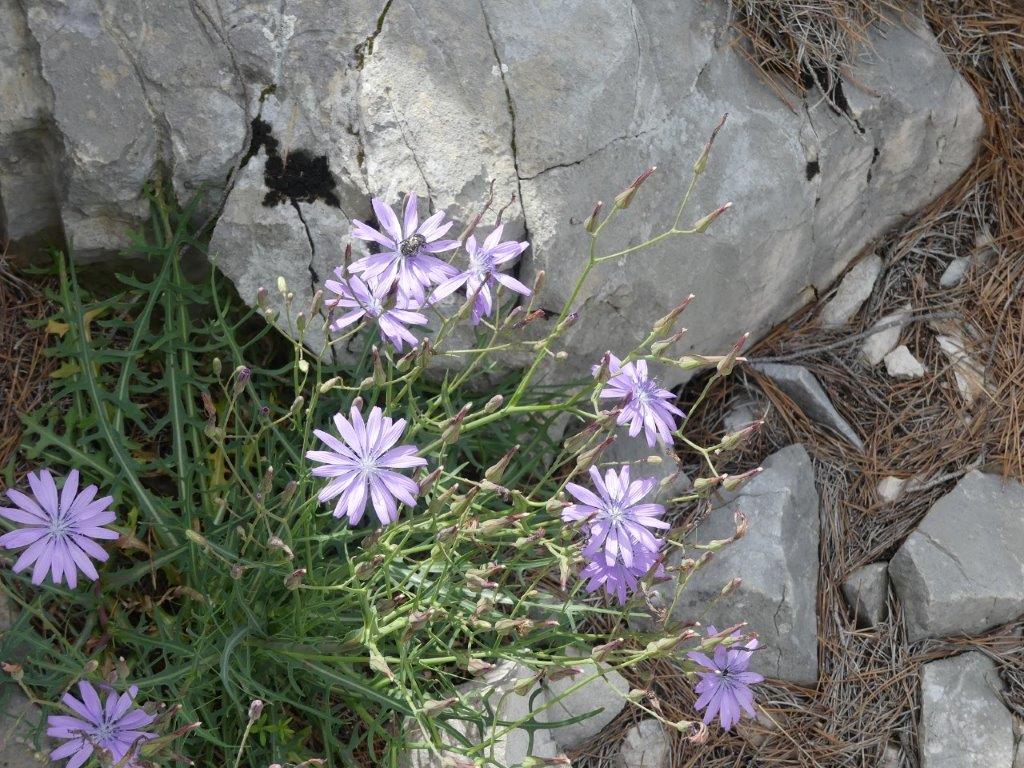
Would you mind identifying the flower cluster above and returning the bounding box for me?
[47,681,157,768]
[326,194,531,350]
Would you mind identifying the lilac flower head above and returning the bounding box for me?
[307,405,427,526]
[687,626,763,731]
[579,543,664,605]
[0,469,118,588]
[430,224,531,325]
[595,354,684,447]
[324,269,428,352]
[47,681,156,768]
[563,465,668,568]
[350,194,458,303]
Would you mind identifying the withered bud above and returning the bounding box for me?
[545,497,568,514]
[532,270,546,295]
[230,564,245,580]
[354,555,384,579]
[466,658,495,674]
[651,329,687,356]
[716,331,749,376]
[591,638,624,662]
[290,396,305,415]
[310,289,324,316]
[625,688,646,703]
[283,568,306,590]
[692,475,724,494]
[514,309,547,330]
[677,354,715,371]
[372,346,386,386]
[556,312,579,334]
[501,305,525,331]
[267,536,294,560]
[693,113,727,176]
[442,403,473,444]
[583,200,603,233]
[614,166,656,209]
[483,394,504,414]
[575,435,615,474]
[693,201,732,233]
[281,480,297,502]
[343,243,352,270]
[358,375,375,389]
[652,294,695,336]
[593,350,613,384]
[721,467,763,492]
[485,445,519,483]
[421,697,459,716]
[721,577,742,596]
[258,466,274,497]
[319,376,343,393]
[417,466,444,496]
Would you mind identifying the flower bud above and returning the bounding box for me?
[418,466,443,495]
[532,270,546,296]
[247,699,264,722]
[485,445,519,483]
[310,289,324,316]
[692,475,724,494]
[211,357,222,376]
[651,329,686,355]
[258,465,274,497]
[232,366,251,395]
[652,294,695,336]
[296,312,307,332]
[677,354,715,370]
[319,376,343,393]
[614,166,656,209]
[290,396,305,415]
[583,200,603,233]
[625,688,646,703]
[421,697,459,716]
[256,286,269,309]
[693,201,732,233]
[276,276,288,295]
[284,568,306,590]
[442,403,472,444]
[466,658,495,674]
[556,312,578,334]
[372,346,386,386]
[721,467,763,492]
[717,332,749,376]
[693,113,727,176]
[591,638,624,662]
[267,536,294,559]
[575,435,615,473]
[230,564,245,580]
[483,394,504,414]
[358,375,375,389]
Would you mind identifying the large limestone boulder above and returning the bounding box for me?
[889,471,1024,642]
[654,444,820,685]
[1,2,982,381]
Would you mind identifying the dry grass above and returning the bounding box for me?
[577,1,1024,766]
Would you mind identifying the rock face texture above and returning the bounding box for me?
[753,363,864,449]
[618,719,671,768]
[1,2,982,380]
[919,652,1013,768]
[889,471,1024,642]
[842,562,889,628]
[656,444,820,685]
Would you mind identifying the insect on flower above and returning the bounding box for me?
[430,224,531,325]
[0,469,118,588]
[595,354,684,447]
[307,405,427,525]
[349,194,458,303]
[47,681,157,768]
[324,269,428,352]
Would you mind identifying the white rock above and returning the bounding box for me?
[920,652,1013,768]
[935,333,985,403]
[939,256,971,288]
[877,476,907,502]
[618,719,670,768]
[820,254,883,328]
[860,304,912,366]
[884,345,925,379]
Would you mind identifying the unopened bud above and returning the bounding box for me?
[296,312,307,332]
[297,358,309,374]
[692,475,724,493]
[372,346,386,386]
[185,529,210,548]
[591,638,624,662]
[532,270,546,295]
[593,351,613,384]
[614,166,656,209]
[466,658,495,674]
[721,467,763,492]
[359,375,375,389]
[651,329,686,355]
[583,200,603,233]
[677,354,715,371]
[310,289,324,315]
[256,286,269,309]
[721,577,742,596]
[693,113,727,176]
[556,312,579,334]
[575,435,615,473]
[652,294,695,336]
[421,697,459,716]
[290,396,305,415]
[276,276,288,295]
[232,366,251,395]
[717,332,749,376]
[483,394,504,414]
[442,404,472,444]
[693,201,732,233]
[258,465,274,497]
[211,357,223,376]
[485,445,519,483]
[247,699,264,722]
[418,466,443,495]
[319,376,342,393]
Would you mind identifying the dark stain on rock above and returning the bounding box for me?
[241,117,340,208]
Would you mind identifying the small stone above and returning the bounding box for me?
[842,563,889,628]
[889,471,1024,642]
[879,743,901,768]
[877,476,907,502]
[820,254,883,328]
[939,256,971,288]
[884,345,925,379]
[919,652,1013,768]
[935,333,984,403]
[752,363,863,450]
[860,304,912,366]
[618,719,670,768]
[653,445,820,684]
[541,648,629,750]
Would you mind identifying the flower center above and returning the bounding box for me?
[358,455,379,474]
[49,515,70,540]
[606,503,626,523]
[93,718,116,743]
[399,234,426,257]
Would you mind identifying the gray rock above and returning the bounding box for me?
[618,719,670,768]
[1,595,45,767]
[842,562,889,628]
[601,437,691,503]
[723,399,761,434]
[541,648,629,750]
[860,304,913,366]
[656,444,819,684]
[401,661,557,768]
[752,363,864,450]
[820,254,882,328]
[889,471,1024,642]
[884,345,925,379]
[919,652,1013,768]
[0,3,982,380]
[939,256,971,288]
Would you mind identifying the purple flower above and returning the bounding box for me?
[563,465,668,568]
[579,544,663,604]
[307,405,427,526]
[0,469,117,588]
[324,270,428,352]
[430,225,531,324]
[350,194,458,303]
[687,626,763,731]
[47,681,156,768]
[596,354,684,447]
